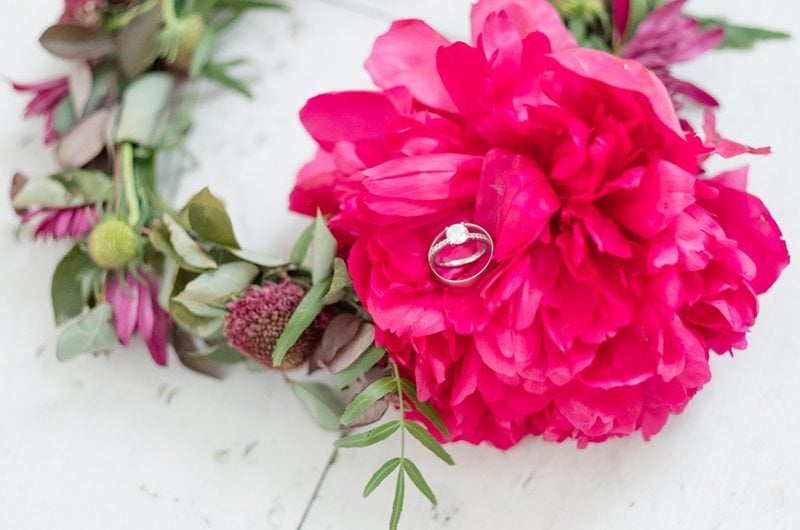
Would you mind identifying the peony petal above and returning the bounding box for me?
[475,149,559,260]
[549,48,681,133]
[470,0,577,51]
[289,149,340,216]
[300,91,393,151]
[365,20,456,112]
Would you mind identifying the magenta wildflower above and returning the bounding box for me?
[622,0,724,106]
[20,205,98,240]
[11,76,70,145]
[106,271,171,366]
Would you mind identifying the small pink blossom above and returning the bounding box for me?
[106,271,171,366]
[11,76,70,145]
[621,0,724,107]
[20,205,98,240]
[60,0,106,24]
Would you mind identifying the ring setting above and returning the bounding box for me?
[428,222,494,286]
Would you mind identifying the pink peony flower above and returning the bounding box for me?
[20,205,98,240]
[621,0,724,107]
[106,271,171,366]
[293,0,788,448]
[11,77,70,145]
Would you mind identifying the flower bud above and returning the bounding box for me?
[87,218,139,269]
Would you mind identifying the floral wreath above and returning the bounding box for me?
[10,0,790,527]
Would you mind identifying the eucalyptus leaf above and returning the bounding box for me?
[321,257,352,305]
[200,344,246,363]
[11,178,74,209]
[118,5,162,77]
[272,277,331,367]
[403,459,437,505]
[362,457,401,498]
[52,245,96,325]
[52,97,76,135]
[56,108,113,169]
[227,248,288,267]
[335,419,400,449]
[405,421,455,466]
[39,24,115,60]
[291,381,346,431]
[116,73,175,146]
[68,62,92,117]
[163,215,217,271]
[340,376,395,426]
[335,345,385,390]
[172,261,258,316]
[56,304,118,361]
[186,187,240,248]
[312,211,336,284]
[70,170,114,203]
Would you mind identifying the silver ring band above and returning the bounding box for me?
[427,222,494,287]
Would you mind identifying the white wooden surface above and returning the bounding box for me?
[1,1,798,528]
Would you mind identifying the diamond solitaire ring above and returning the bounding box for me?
[428,222,494,286]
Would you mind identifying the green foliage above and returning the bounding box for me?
[272,277,332,366]
[695,17,789,50]
[335,364,455,529]
[56,304,118,361]
[312,211,337,284]
[291,381,346,432]
[51,245,98,324]
[186,187,240,248]
[334,345,385,390]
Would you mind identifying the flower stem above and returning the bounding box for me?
[120,142,141,226]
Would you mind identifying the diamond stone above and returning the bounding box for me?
[445,223,469,245]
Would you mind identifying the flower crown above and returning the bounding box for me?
[9,1,789,528]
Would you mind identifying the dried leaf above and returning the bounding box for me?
[327,322,375,373]
[118,6,162,77]
[56,108,113,169]
[171,327,225,379]
[310,313,362,369]
[68,62,92,117]
[40,24,115,60]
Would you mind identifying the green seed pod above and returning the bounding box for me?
[87,218,140,270]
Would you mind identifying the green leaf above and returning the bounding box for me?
[362,457,401,498]
[117,5,162,77]
[312,211,337,284]
[203,62,252,98]
[52,96,76,135]
[200,343,247,363]
[39,23,115,60]
[70,170,114,203]
[272,277,331,366]
[335,345,385,390]
[334,420,401,449]
[290,220,315,266]
[56,304,118,361]
[186,187,240,248]
[12,177,74,209]
[322,257,352,305]
[216,0,287,10]
[291,381,346,431]
[163,215,218,271]
[405,421,455,466]
[403,459,437,505]
[51,245,96,325]
[340,376,395,426]
[226,248,288,267]
[389,468,405,530]
[190,29,217,77]
[172,261,258,317]
[116,72,176,146]
[399,378,450,440]
[695,16,789,50]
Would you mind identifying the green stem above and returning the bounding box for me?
[392,362,406,463]
[162,0,179,25]
[120,142,141,226]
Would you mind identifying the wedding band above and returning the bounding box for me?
[427,222,494,287]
